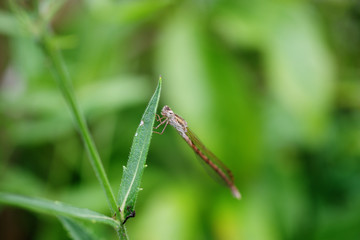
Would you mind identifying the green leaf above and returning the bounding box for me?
[58,216,96,240]
[117,77,162,222]
[0,192,119,228]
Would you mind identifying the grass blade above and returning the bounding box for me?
[0,193,119,228]
[117,77,162,223]
[58,216,96,240]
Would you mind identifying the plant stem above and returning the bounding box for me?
[40,33,119,218]
[118,224,129,240]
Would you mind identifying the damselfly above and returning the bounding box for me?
[154,105,241,199]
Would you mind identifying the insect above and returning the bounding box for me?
[154,105,241,199]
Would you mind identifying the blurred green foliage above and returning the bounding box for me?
[1,0,360,239]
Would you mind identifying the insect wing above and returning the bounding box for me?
[185,128,235,184]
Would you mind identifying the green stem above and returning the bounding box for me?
[118,224,129,240]
[40,33,119,218]
[40,30,129,240]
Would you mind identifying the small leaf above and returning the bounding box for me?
[117,77,162,222]
[58,216,96,240]
[0,192,119,228]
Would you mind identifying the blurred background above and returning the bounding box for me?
[0,0,360,239]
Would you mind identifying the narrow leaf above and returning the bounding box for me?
[117,77,162,222]
[0,192,119,228]
[58,216,96,240]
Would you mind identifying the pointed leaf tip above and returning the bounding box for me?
[117,77,162,219]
